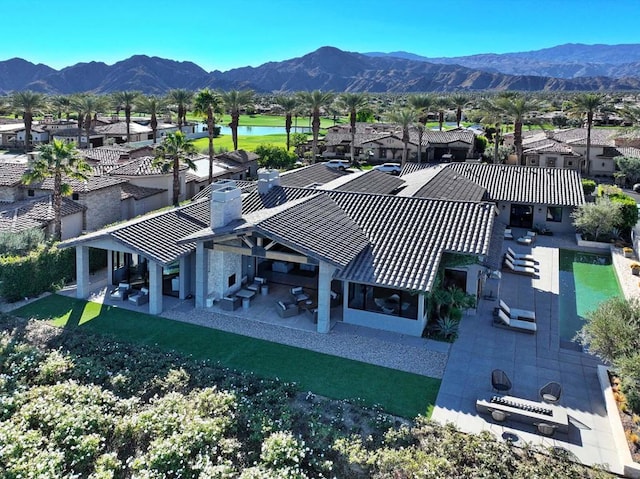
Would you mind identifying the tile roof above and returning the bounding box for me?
[80,146,131,164]
[0,196,85,233]
[411,167,488,201]
[191,180,257,201]
[551,128,620,146]
[120,183,166,200]
[279,163,354,188]
[94,122,152,135]
[214,149,260,164]
[0,163,28,186]
[615,146,640,159]
[25,174,127,193]
[400,162,433,176]
[448,163,585,206]
[418,128,475,146]
[325,169,405,194]
[109,156,189,176]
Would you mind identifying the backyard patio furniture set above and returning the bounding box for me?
[109,283,149,306]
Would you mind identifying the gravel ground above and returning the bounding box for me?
[161,306,448,379]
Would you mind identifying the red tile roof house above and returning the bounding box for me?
[59,163,584,336]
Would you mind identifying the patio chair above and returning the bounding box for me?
[517,231,536,245]
[109,282,130,301]
[128,287,149,306]
[220,295,241,311]
[499,299,536,322]
[503,258,536,276]
[495,309,537,333]
[275,300,299,318]
[507,247,538,263]
[505,252,537,269]
[247,276,267,292]
[504,228,514,240]
[491,369,513,393]
[290,286,310,303]
[539,381,562,403]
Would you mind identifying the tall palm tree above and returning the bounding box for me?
[434,97,449,131]
[50,95,72,120]
[167,89,193,131]
[112,91,140,144]
[297,90,336,161]
[152,131,197,206]
[72,95,108,148]
[408,94,433,163]
[274,95,299,151]
[193,88,224,183]
[568,93,607,176]
[21,140,91,241]
[336,93,369,166]
[489,94,540,165]
[221,89,255,151]
[450,94,470,128]
[12,91,47,153]
[136,95,166,144]
[387,108,418,168]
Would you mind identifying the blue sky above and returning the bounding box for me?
[8,0,640,71]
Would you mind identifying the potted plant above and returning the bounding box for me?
[631,263,640,276]
[624,247,634,258]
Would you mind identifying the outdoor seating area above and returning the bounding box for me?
[109,282,130,301]
[503,257,537,276]
[128,287,149,306]
[517,231,537,245]
[275,300,299,318]
[507,247,538,263]
[498,299,536,322]
[494,308,537,333]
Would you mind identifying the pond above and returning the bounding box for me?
[216,126,310,136]
[558,249,622,349]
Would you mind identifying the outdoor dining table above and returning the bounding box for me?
[235,289,256,299]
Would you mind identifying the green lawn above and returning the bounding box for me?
[187,113,343,129]
[194,133,288,152]
[13,294,440,418]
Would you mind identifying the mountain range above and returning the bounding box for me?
[1,43,640,95]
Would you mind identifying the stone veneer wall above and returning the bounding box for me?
[77,186,123,231]
[207,240,243,299]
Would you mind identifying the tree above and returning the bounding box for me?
[450,94,470,127]
[152,131,197,206]
[12,90,47,153]
[434,96,449,131]
[488,94,540,165]
[71,95,108,148]
[614,156,640,185]
[193,89,224,183]
[111,91,140,144]
[136,95,166,144]
[291,132,308,157]
[50,95,72,120]
[255,144,298,169]
[274,96,299,152]
[567,93,607,176]
[336,93,369,166]
[386,108,417,168]
[221,89,255,151]
[167,89,193,131]
[571,196,622,241]
[296,90,336,161]
[21,140,91,241]
[408,94,433,163]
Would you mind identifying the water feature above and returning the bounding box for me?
[558,249,622,347]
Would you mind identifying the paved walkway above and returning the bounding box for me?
[431,233,623,475]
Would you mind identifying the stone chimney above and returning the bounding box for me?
[210,180,241,229]
[257,169,281,194]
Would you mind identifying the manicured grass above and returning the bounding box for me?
[193,133,288,152]
[187,113,344,129]
[13,294,440,418]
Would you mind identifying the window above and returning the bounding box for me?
[72,193,79,200]
[547,207,562,222]
[347,282,418,319]
[546,157,557,167]
[27,189,34,197]
[567,161,573,166]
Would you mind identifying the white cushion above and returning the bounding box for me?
[141,287,149,295]
[277,301,287,310]
[118,282,130,289]
[291,287,302,294]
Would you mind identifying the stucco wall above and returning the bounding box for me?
[496,201,576,233]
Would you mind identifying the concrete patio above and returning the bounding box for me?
[431,232,624,475]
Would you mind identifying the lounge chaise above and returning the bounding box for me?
[499,299,536,322]
[505,252,538,269]
[507,247,538,263]
[504,228,514,240]
[495,309,537,333]
[503,258,536,276]
[128,287,149,306]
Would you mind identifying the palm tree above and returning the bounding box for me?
[12,91,47,153]
[152,131,197,206]
[112,91,140,144]
[434,97,449,131]
[489,94,540,165]
[136,95,166,144]
[274,95,299,151]
[50,95,72,120]
[408,94,433,163]
[387,108,418,168]
[568,93,607,176]
[221,89,255,151]
[297,90,336,161]
[193,88,224,183]
[336,93,369,166]
[167,89,193,131]
[450,94,470,128]
[72,95,108,148]
[21,140,91,241]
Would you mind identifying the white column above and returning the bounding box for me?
[316,261,334,334]
[195,242,206,308]
[178,256,188,300]
[148,261,163,315]
[76,246,90,299]
[106,250,113,286]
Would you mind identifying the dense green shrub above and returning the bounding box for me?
[255,144,298,169]
[609,193,639,231]
[581,178,596,196]
[0,228,45,256]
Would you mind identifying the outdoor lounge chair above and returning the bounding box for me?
[507,247,538,263]
[539,381,562,403]
[247,276,267,292]
[491,369,513,393]
[504,228,514,240]
[503,258,536,276]
[275,300,299,318]
[109,282,130,301]
[290,286,310,303]
[499,299,536,322]
[495,309,537,333]
[505,252,537,269]
[128,287,149,306]
[517,231,536,245]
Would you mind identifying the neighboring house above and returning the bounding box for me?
[521,132,581,170]
[0,163,32,202]
[52,128,104,148]
[551,128,621,177]
[15,126,50,148]
[0,121,25,148]
[63,170,497,337]
[94,121,153,144]
[120,183,166,220]
[0,195,85,240]
[187,150,260,198]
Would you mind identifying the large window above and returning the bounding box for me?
[348,283,418,319]
[547,206,563,222]
[510,204,534,229]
